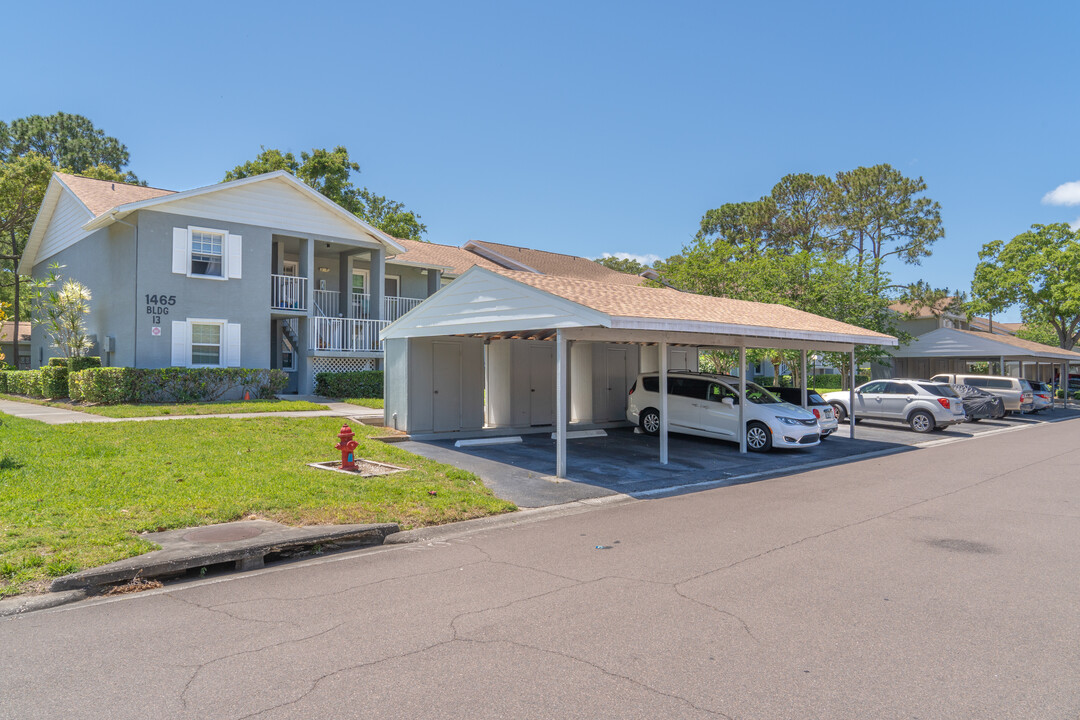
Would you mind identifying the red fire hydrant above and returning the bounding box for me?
[335,424,359,471]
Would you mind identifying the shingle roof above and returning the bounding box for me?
[467,240,645,285]
[950,328,1080,358]
[496,270,894,341]
[0,322,32,344]
[888,298,958,318]
[56,172,175,217]
[389,238,503,276]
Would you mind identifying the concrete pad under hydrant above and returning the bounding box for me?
[49,520,399,592]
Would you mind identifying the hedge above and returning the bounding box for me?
[315,370,384,398]
[49,356,101,372]
[808,373,870,389]
[4,370,43,397]
[68,368,288,404]
[41,366,69,398]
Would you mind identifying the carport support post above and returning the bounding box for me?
[738,345,747,454]
[849,348,856,439]
[800,350,808,408]
[659,340,669,465]
[556,330,568,478]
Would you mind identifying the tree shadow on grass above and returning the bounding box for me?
[0,456,24,470]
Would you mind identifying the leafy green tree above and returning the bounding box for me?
[832,164,944,272]
[971,223,1080,349]
[225,146,427,240]
[0,112,138,182]
[1014,318,1058,347]
[596,255,648,274]
[0,152,54,355]
[767,173,841,254]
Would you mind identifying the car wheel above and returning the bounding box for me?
[909,410,935,433]
[640,409,660,436]
[746,422,772,452]
[830,403,847,424]
[969,417,981,423]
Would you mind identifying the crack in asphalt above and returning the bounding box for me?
[168,593,300,627]
[177,620,348,709]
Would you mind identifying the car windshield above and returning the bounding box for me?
[744,382,781,404]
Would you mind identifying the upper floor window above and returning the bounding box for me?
[191,230,224,277]
[172,226,242,280]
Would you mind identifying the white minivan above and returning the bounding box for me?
[626,372,822,452]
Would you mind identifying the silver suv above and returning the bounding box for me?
[822,379,966,433]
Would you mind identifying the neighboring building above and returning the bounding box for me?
[18,171,644,394]
[1,322,31,369]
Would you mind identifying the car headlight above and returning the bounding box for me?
[777,416,803,425]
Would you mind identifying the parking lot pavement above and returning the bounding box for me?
[399,407,1080,507]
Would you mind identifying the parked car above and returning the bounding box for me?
[951,384,1006,421]
[928,374,1034,413]
[763,387,839,438]
[627,372,821,452]
[822,379,966,433]
[1028,381,1054,412]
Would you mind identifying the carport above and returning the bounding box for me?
[382,267,897,478]
[890,327,1080,407]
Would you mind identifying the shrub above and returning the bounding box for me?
[0,371,7,393]
[40,366,69,398]
[48,357,67,367]
[69,356,101,372]
[315,370,384,398]
[808,373,870,389]
[754,375,793,387]
[68,367,287,404]
[6,370,43,397]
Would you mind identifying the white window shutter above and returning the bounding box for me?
[172,228,188,274]
[171,321,189,367]
[227,234,242,279]
[226,323,241,367]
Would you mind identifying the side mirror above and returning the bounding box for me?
[721,397,735,407]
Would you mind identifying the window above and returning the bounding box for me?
[173,226,241,279]
[860,381,887,394]
[385,275,400,297]
[708,383,739,403]
[670,377,709,399]
[919,383,958,398]
[282,335,296,372]
[352,268,368,293]
[191,230,224,277]
[190,322,223,366]
[887,382,916,394]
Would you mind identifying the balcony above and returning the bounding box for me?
[270,274,308,312]
[309,317,389,353]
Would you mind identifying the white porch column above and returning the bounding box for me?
[659,340,669,465]
[556,330,568,478]
[800,349,808,408]
[338,252,354,318]
[738,345,747,454]
[849,348,856,439]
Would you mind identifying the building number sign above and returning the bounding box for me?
[146,294,177,325]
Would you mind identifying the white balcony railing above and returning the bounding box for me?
[270,274,307,311]
[312,289,340,317]
[309,317,389,352]
[385,295,423,321]
[351,292,371,319]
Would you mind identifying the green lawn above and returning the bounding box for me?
[343,398,384,409]
[0,394,328,417]
[0,414,515,597]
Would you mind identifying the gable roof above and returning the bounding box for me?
[384,265,896,347]
[0,322,32,345]
[55,173,175,216]
[20,171,406,273]
[388,238,502,276]
[464,240,645,285]
[890,327,1080,361]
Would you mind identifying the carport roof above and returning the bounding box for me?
[382,266,897,347]
[890,327,1080,361]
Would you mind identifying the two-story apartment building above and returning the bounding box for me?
[21,171,646,395]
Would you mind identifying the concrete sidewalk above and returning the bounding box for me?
[0,398,382,425]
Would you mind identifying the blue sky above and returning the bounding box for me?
[5,1,1079,321]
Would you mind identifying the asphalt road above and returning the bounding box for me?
[3,418,1079,719]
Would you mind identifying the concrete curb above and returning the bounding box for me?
[384,493,635,545]
[0,590,88,618]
